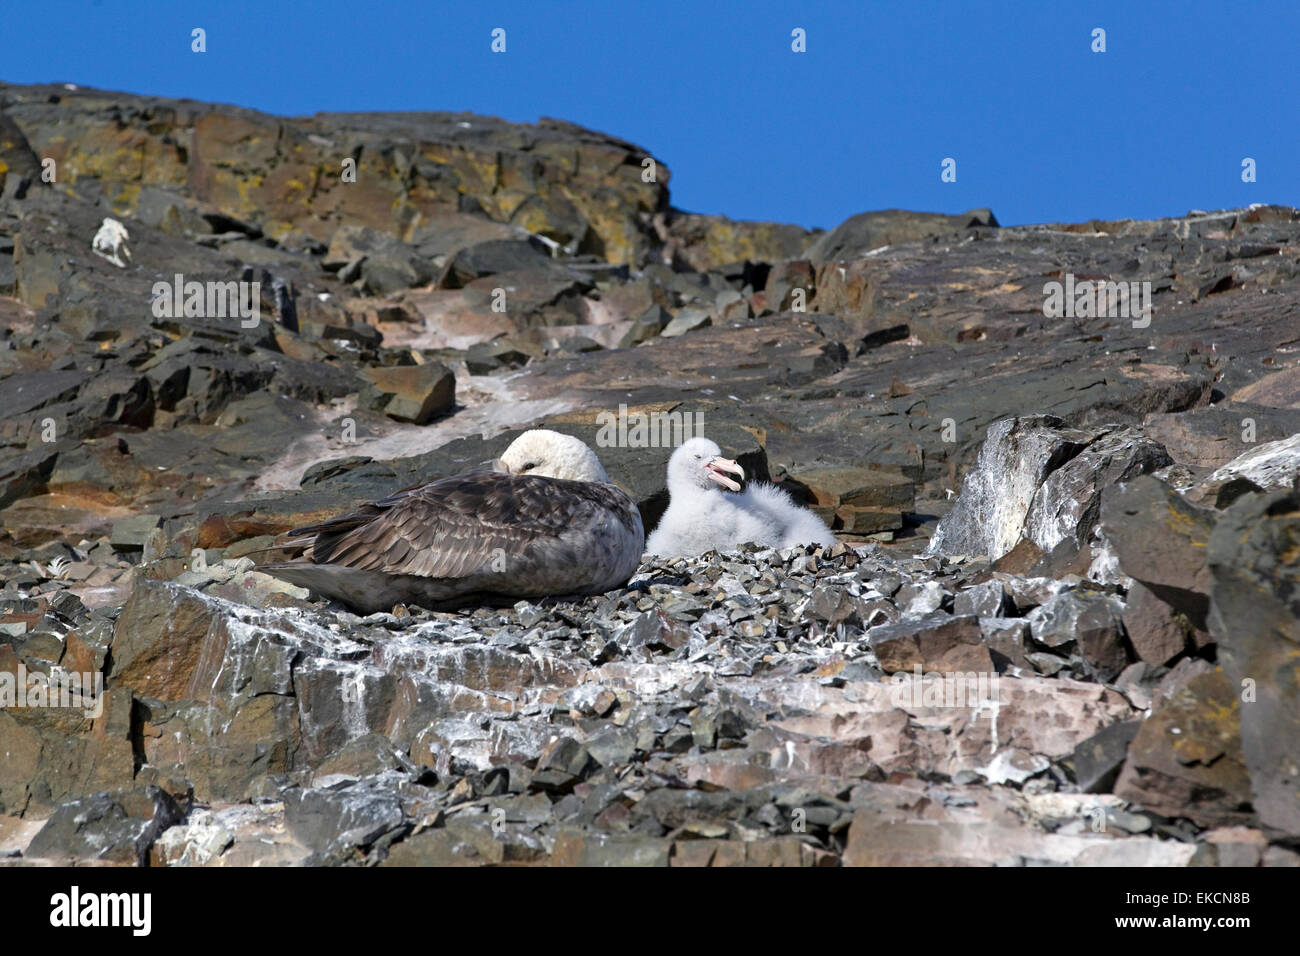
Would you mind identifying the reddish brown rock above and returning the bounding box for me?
[1208,488,1300,835]
[1115,668,1253,828]
[1123,580,1191,666]
[868,615,994,674]
[358,362,455,425]
[1231,366,1300,408]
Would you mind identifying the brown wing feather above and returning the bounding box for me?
[288,471,639,579]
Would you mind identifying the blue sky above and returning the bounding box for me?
[3,0,1296,230]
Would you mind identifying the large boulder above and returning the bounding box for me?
[927,416,1089,560]
[1207,488,1300,835]
[1100,475,1216,631]
[930,417,1172,562]
[439,238,567,288]
[805,208,998,264]
[1114,668,1253,828]
[1022,427,1172,553]
[24,785,182,865]
[1143,406,1300,470]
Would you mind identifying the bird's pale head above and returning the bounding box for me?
[494,429,610,483]
[666,437,745,493]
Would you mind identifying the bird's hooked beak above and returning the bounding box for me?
[486,457,511,473]
[704,456,744,492]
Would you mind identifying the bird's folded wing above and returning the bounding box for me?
[287,472,637,579]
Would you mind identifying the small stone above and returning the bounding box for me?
[954,579,1009,618]
[659,308,712,338]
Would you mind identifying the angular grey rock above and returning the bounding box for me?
[998,575,1068,612]
[0,109,41,199]
[109,514,164,551]
[586,727,637,768]
[283,780,408,859]
[1025,589,1129,682]
[25,786,182,865]
[0,446,57,510]
[978,617,1031,671]
[1023,426,1172,552]
[807,584,867,625]
[1067,720,1142,793]
[618,305,670,348]
[954,579,1009,618]
[441,238,557,287]
[1114,668,1253,829]
[1100,475,1216,631]
[325,224,435,295]
[1185,432,1300,507]
[660,307,712,338]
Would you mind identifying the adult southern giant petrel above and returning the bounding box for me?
[260,430,644,613]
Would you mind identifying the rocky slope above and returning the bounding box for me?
[1,83,1298,866]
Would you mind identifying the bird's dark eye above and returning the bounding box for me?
[520,461,538,472]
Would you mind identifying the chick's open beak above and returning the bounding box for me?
[704,456,744,492]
